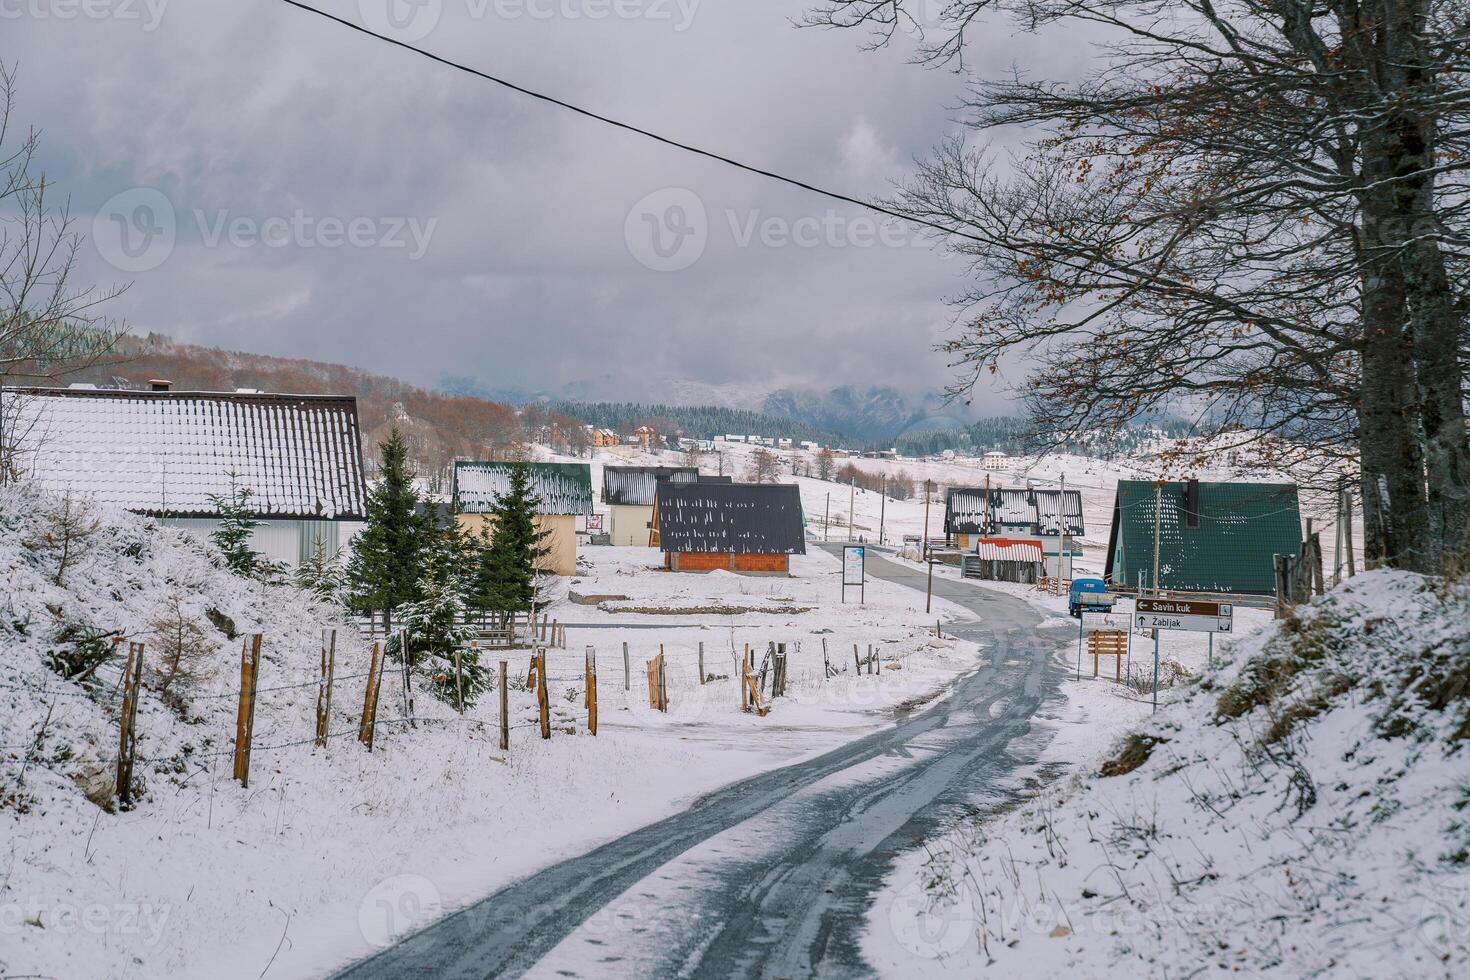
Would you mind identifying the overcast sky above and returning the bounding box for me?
[8,0,1091,410]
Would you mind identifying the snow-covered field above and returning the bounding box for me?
[865,570,1470,979]
[0,483,984,980]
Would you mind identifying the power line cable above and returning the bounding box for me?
[272,0,1046,261]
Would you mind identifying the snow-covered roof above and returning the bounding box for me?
[1034,489,1085,535]
[2,388,368,519]
[453,461,593,515]
[602,466,697,507]
[654,482,806,554]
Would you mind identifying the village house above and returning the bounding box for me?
[601,465,698,547]
[1,384,368,567]
[653,481,806,573]
[590,427,621,448]
[633,425,660,450]
[982,450,1010,470]
[961,538,1046,584]
[452,460,593,576]
[945,485,1084,579]
[1105,479,1302,593]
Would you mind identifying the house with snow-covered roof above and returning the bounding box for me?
[945,485,1084,579]
[652,482,806,573]
[1,384,368,567]
[452,460,593,576]
[601,465,697,547]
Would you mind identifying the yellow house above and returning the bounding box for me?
[602,465,698,546]
[452,461,594,576]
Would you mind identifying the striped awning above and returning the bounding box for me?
[973,538,1044,563]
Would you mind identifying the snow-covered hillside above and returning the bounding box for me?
[869,570,1470,978]
[0,480,983,979]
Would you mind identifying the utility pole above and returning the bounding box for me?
[1152,481,1163,595]
[983,472,991,537]
[848,479,855,543]
[1059,472,1070,582]
[878,475,886,547]
[824,492,831,543]
[924,480,935,614]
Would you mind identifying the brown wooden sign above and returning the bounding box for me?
[1136,598,1233,617]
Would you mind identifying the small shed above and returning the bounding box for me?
[653,482,806,573]
[962,538,1045,584]
[1105,479,1302,593]
[601,465,697,547]
[453,461,594,576]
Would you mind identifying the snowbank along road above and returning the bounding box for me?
[333,548,1068,979]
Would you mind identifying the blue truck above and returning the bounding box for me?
[1068,576,1117,618]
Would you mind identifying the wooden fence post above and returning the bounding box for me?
[585,647,598,736]
[499,659,509,751]
[647,651,668,712]
[315,629,336,747]
[622,642,630,691]
[698,641,705,685]
[537,648,551,739]
[233,634,262,787]
[453,642,467,714]
[740,646,750,711]
[359,641,383,750]
[853,643,861,672]
[822,638,832,679]
[116,642,143,806]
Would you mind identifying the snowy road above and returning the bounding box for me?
[331,549,1066,979]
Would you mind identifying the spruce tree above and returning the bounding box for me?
[208,478,261,577]
[348,428,429,632]
[294,535,344,604]
[481,462,552,614]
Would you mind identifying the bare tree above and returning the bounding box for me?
[816,446,836,481]
[746,448,781,484]
[0,65,127,483]
[146,594,218,707]
[808,0,1470,573]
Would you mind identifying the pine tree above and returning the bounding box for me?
[208,479,261,577]
[395,545,485,708]
[348,428,429,632]
[480,462,552,615]
[294,535,345,604]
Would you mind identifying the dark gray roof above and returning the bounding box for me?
[944,486,1084,536]
[655,483,807,554]
[602,466,698,506]
[2,387,368,519]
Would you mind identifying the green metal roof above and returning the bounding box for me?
[453,461,594,516]
[1104,480,1302,594]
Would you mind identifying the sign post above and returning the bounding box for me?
[1134,599,1234,711]
[842,545,866,604]
[1080,612,1131,681]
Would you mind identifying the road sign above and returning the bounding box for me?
[1136,598,1233,617]
[1135,610,1233,633]
[842,545,865,604]
[1082,611,1131,631]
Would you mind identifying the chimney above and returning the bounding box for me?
[1185,478,1201,529]
[148,379,173,392]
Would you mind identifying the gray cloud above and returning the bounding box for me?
[9,0,1085,412]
